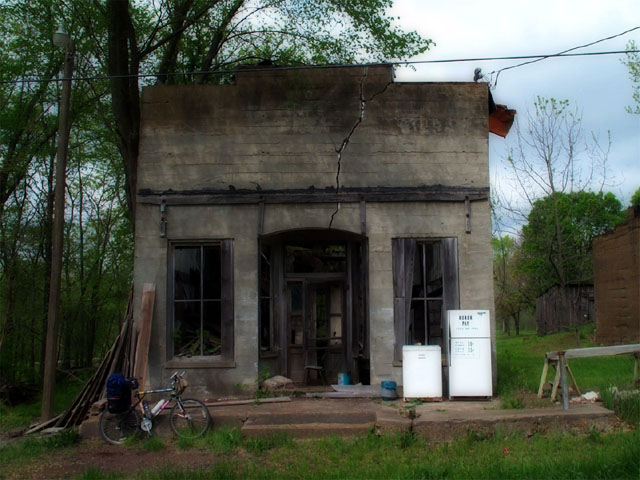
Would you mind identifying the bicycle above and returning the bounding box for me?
[99,372,211,445]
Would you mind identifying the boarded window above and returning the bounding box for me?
[171,240,234,360]
[392,238,459,362]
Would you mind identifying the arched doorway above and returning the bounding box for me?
[258,229,369,385]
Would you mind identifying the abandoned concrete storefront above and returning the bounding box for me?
[132,65,495,396]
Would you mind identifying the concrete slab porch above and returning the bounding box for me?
[79,397,619,442]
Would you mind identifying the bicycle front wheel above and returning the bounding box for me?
[99,409,141,445]
[169,398,210,439]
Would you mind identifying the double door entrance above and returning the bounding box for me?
[258,230,368,385]
[286,279,346,384]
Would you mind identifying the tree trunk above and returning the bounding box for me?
[106,0,141,219]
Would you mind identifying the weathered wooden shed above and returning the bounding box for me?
[593,206,640,344]
[132,65,497,396]
[535,284,594,336]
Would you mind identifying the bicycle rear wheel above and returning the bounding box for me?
[169,398,210,439]
[99,409,141,445]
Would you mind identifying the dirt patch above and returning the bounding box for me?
[5,439,220,479]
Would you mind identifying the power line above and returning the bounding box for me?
[489,25,640,86]
[1,49,638,86]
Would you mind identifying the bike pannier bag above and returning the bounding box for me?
[106,373,132,413]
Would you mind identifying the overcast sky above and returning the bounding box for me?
[388,0,639,215]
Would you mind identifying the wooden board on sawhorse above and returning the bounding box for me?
[537,353,581,401]
[538,344,640,403]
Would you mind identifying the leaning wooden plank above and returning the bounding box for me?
[546,344,640,360]
[133,283,156,388]
[205,397,291,407]
[57,296,135,428]
[25,414,62,435]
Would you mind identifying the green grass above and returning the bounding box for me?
[77,429,640,479]
[0,429,79,471]
[0,370,94,432]
[496,325,636,392]
[496,324,639,422]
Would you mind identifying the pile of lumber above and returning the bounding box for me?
[27,285,155,434]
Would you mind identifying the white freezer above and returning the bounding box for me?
[447,310,493,398]
[402,345,442,399]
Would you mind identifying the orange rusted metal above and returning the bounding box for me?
[489,104,516,137]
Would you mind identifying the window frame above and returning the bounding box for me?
[259,243,278,357]
[409,241,444,346]
[167,239,235,368]
[392,237,459,363]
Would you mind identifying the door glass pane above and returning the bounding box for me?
[174,301,201,356]
[290,315,303,345]
[203,300,222,355]
[174,247,200,300]
[314,289,328,340]
[290,283,303,313]
[329,285,342,345]
[203,246,221,299]
[288,282,304,345]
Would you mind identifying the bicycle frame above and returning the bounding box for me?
[100,373,209,444]
[134,386,175,417]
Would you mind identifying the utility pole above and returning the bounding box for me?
[42,26,74,420]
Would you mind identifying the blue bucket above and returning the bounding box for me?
[337,372,351,385]
[381,381,397,401]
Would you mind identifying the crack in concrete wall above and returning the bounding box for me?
[329,68,392,228]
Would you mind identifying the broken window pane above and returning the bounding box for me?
[203,301,222,355]
[174,301,201,356]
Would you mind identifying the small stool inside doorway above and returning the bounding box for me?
[304,348,327,385]
[304,364,327,385]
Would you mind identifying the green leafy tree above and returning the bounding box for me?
[623,40,640,114]
[521,191,625,296]
[0,0,432,392]
[0,0,133,387]
[495,96,614,331]
[492,235,532,336]
[631,186,640,206]
[102,0,433,214]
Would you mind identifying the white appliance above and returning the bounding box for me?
[447,310,493,398]
[402,345,442,399]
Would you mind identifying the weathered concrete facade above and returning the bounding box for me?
[133,65,495,396]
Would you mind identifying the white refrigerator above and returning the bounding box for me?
[447,310,493,398]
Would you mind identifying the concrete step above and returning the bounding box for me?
[241,412,377,438]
